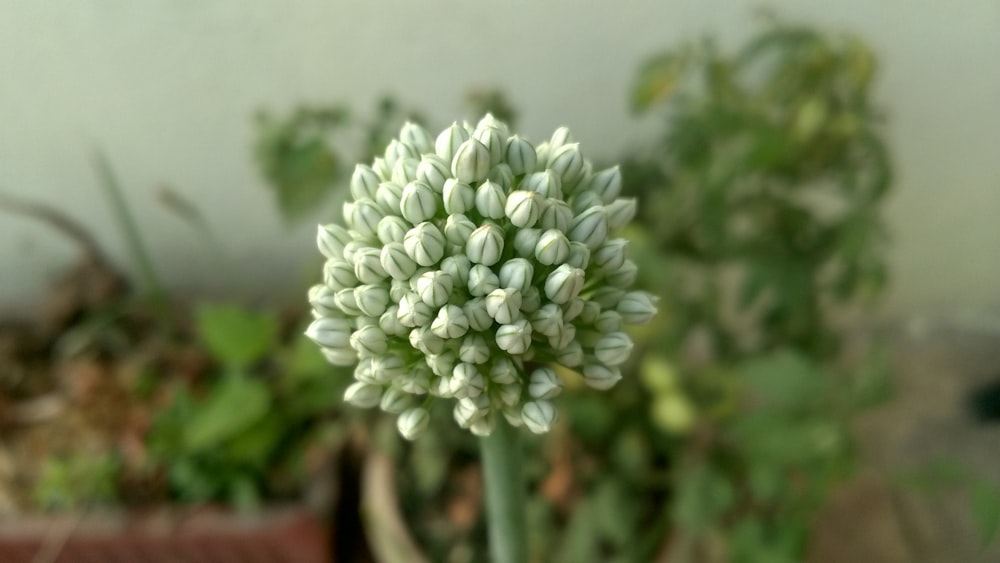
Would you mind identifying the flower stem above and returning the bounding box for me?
[479,416,528,563]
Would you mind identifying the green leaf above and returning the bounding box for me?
[672,464,734,533]
[183,373,271,451]
[195,304,277,368]
[631,51,690,112]
[972,480,1000,546]
[738,350,828,410]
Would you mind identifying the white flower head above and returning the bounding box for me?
[309,115,655,438]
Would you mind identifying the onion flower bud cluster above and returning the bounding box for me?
[306,115,657,439]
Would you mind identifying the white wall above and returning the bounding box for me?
[1,1,998,315]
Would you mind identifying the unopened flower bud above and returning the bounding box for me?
[400,121,434,154]
[469,414,496,437]
[323,259,358,290]
[520,287,541,313]
[535,229,571,265]
[488,163,514,189]
[531,304,564,337]
[375,182,404,215]
[440,255,472,287]
[451,138,491,183]
[318,223,352,259]
[354,284,390,317]
[528,368,562,399]
[413,154,448,193]
[566,241,590,270]
[308,284,340,317]
[557,340,584,367]
[376,216,409,245]
[498,258,534,293]
[593,238,629,272]
[570,190,603,215]
[459,333,491,364]
[549,126,573,149]
[415,270,454,307]
[498,383,522,409]
[606,198,638,231]
[379,305,407,336]
[486,288,523,325]
[431,304,470,339]
[505,190,542,228]
[548,322,576,350]
[590,287,625,309]
[351,200,384,240]
[443,179,475,215]
[444,213,477,246]
[384,139,418,168]
[522,400,557,434]
[372,157,391,180]
[495,318,532,354]
[587,166,622,203]
[397,407,431,440]
[426,352,457,379]
[350,325,388,357]
[451,363,486,399]
[606,260,638,288]
[380,386,412,414]
[476,113,509,136]
[475,180,507,219]
[372,354,408,383]
[391,158,419,185]
[403,222,446,266]
[473,126,505,167]
[512,228,542,257]
[618,291,658,324]
[435,122,470,162]
[544,264,585,304]
[466,223,505,266]
[505,135,537,176]
[467,264,500,296]
[344,382,382,408]
[521,171,563,199]
[569,206,609,249]
[351,164,381,201]
[595,331,634,367]
[305,317,352,350]
[400,181,438,224]
[582,364,622,390]
[399,366,432,394]
[489,357,519,385]
[579,300,601,324]
[334,287,363,316]
[538,199,573,233]
[397,292,434,328]
[448,300,483,335]
[409,325,445,355]
[379,242,417,281]
[547,143,585,187]
[354,248,388,284]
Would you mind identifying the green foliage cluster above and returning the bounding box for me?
[618,21,896,561]
[146,304,348,508]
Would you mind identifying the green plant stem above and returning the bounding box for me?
[479,416,528,563]
[92,149,167,310]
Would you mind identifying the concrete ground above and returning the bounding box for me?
[811,316,1000,563]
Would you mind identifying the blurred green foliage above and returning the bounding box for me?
[147,304,350,508]
[616,19,895,561]
[255,98,427,223]
[33,453,121,511]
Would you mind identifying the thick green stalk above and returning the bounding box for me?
[479,416,527,563]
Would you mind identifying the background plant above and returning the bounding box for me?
[622,20,895,561]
